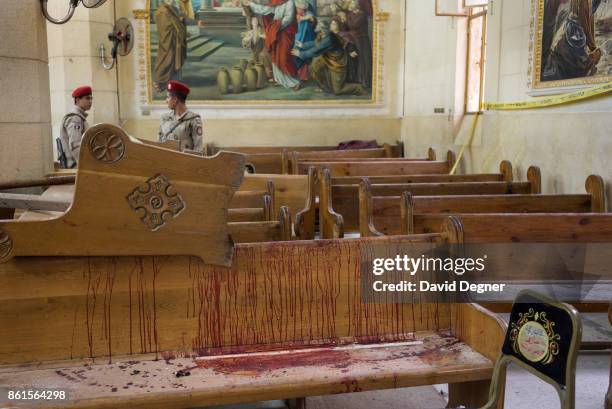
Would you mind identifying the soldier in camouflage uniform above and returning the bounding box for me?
[59,86,93,168]
[158,80,203,153]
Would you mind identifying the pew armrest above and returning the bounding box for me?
[452,303,507,362]
[358,178,384,237]
[294,167,317,240]
[319,168,344,239]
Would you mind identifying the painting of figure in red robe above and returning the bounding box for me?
[534,0,611,89]
[148,0,376,103]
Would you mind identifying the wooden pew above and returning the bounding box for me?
[240,173,314,225]
[0,175,76,191]
[319,167,344,240]
[438,213,612,313]
[0,172,308,231]
[0,185,286,243]
[231,181,275,211]
[0,191,273,223]
[297,150,457,177]
[0,129,510,408]
[318,167,542,237]
[5,194,289,244]
[294,168,318,240]
[289,147,435,174]
[0,192,71,212]
[442,213,612,242]
[138,138,180,151]
[228,207,266,223]
[450,213,612,313]
[332,160,515,185]
[358,174,605,236]
[206,141,405,157]
[229,206,292,243]
[0,215,506,409]
[208,142,405,174]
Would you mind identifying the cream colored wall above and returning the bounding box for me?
[402,0,612,209]
[117,0,404,146]
[47,0,119,144]
[0,0,53,183]
[123,117,401,146]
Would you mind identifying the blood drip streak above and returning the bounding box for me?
[260,249,275,343]
[235,255,243,345]
[137,258,145,353]
[128,259,138,355]
[152,257,161,360]
[315,247,322,340]
[85,257,102,359]
[103,257,116,363]
[306,245,314,341]
[188,257,194,319]
[213,269,222,347]
[69,308,77,360]
[286,246,295,343]
[351,244,361,338]
[194,265,204,350]
[245,248,258,345]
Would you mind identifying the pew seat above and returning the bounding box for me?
[0,329,495,409]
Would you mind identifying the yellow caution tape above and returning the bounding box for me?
[451,82,611,174]
[450,113,480,175]
[484,81,612,110]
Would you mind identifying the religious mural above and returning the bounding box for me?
[533,0,612,89]
[147,0,377,103]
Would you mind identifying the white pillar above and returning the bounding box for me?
[0,0,53,183]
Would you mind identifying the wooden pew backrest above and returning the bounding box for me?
[299,160,453,177]
[0,124,245,266]
[290,148,389,174]
[399,174,604,235]
[331,160,514,185]
[228,208,265,223]
[339,181,533,232]
[289,147,439,174]
[456,213,612,242]
[207,141,404,157]
[229,206,292,243]
[240,174,312,223]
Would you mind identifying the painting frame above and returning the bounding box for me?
[138,0,385,107]
[530,0,612,91]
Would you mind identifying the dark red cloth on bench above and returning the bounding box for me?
[336,140,379,150]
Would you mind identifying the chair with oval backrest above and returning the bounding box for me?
[459,289,582,409]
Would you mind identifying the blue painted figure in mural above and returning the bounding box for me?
[292,19,365,96]
[293,0,317,80]
[295,1,317,49]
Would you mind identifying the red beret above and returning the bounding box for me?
[72,86,92,99]
[167,80,190,97]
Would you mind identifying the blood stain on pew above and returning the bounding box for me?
[66,239,447,363]
[195,348,351,375]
